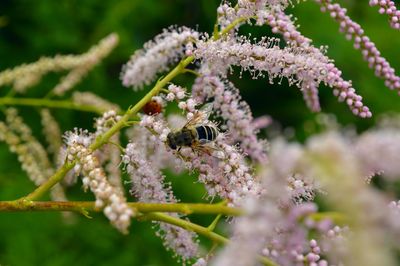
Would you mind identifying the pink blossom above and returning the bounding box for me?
[316,0,400,93]
[121,27,199,90]
[192,74,268,163]
[195,36,371,118]
[64,129,133,234]
[370,0,400,30]
[123,142,199,260]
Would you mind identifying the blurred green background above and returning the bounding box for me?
[0,0,400,265]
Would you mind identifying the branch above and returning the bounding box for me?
[0,200,241,216]
[142,212,277,266]
[215,16,254,39]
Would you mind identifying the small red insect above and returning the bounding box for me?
[142,100,163,115]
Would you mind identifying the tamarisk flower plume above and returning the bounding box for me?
[355,127,400,181]
[123,141,199,262]
[195,35,371,118]
[212,163,331,266]
[40,109,62,163]
[94,110,124,190]
[72,91,121,113]
[52,33,119,96]
[370,0,400,30]
[264,8,322,112]
[64,129,134,233]
[0,33,118,94]
[267,126,400,265]
[193,72,268,163]
[121,27,199,90]
[214,122,400,266]
[316,0,400,92]
[0,108,67,202]
[217,0,293,29]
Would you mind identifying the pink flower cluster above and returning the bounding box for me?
[370,0,400,30]
[195,36,371,117]
[316,0,400,93]
[192,73,268,163]
[265,9,322,111]
[121,27,199,90]
[123,142,199,261]
[64,129,133,233]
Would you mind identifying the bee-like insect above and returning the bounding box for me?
[166,105,219,151]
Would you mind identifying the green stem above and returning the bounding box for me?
[142,212,277,266]
[142,212,229,244]
[0,201,241,216]
[15,56,194,201]
[22,162,75,201]
[308,211,348,225]
[0,97,106,114]
[215,16,252,40]
[182,68,200,77]
[207,214,223,231]
[5,89,16,97]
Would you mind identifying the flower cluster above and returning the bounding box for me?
[355,127,400,181]
[72,91,121,112]
[316,0,400,92]
[94,110,123,190]
[0,108,67,202]
[370,0,400,30]
[192,73,268,163]
[64,129,134,233]
[264,9,322,111]
[217,0,291,29]
[121,27,199,90]
[123,142,199,261]
[40,109,62,161]
[0,33,118,94]
[195,36,371,118]
[213,121,400,265]
[212,169,331,266]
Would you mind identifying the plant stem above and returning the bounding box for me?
[0,97,106,114]
[0,199,275,265]
[0,200,241,216]
[142,213,277,266]
[308,211,348,225]
[182,68,200,76]
[22,162,75,201]
[142,212,229,244]
[215,16,252,39]
[207,214,223,231]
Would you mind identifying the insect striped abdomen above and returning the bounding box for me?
[195,125,218,143]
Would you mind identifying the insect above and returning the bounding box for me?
[143,99,163,115]
[166,105,219,152]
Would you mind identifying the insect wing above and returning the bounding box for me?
[183,103,214,128]
[192,141,220,157]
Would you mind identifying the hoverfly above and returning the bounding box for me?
[166,104,219,152]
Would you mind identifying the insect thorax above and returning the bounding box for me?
[172,128,196,147]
